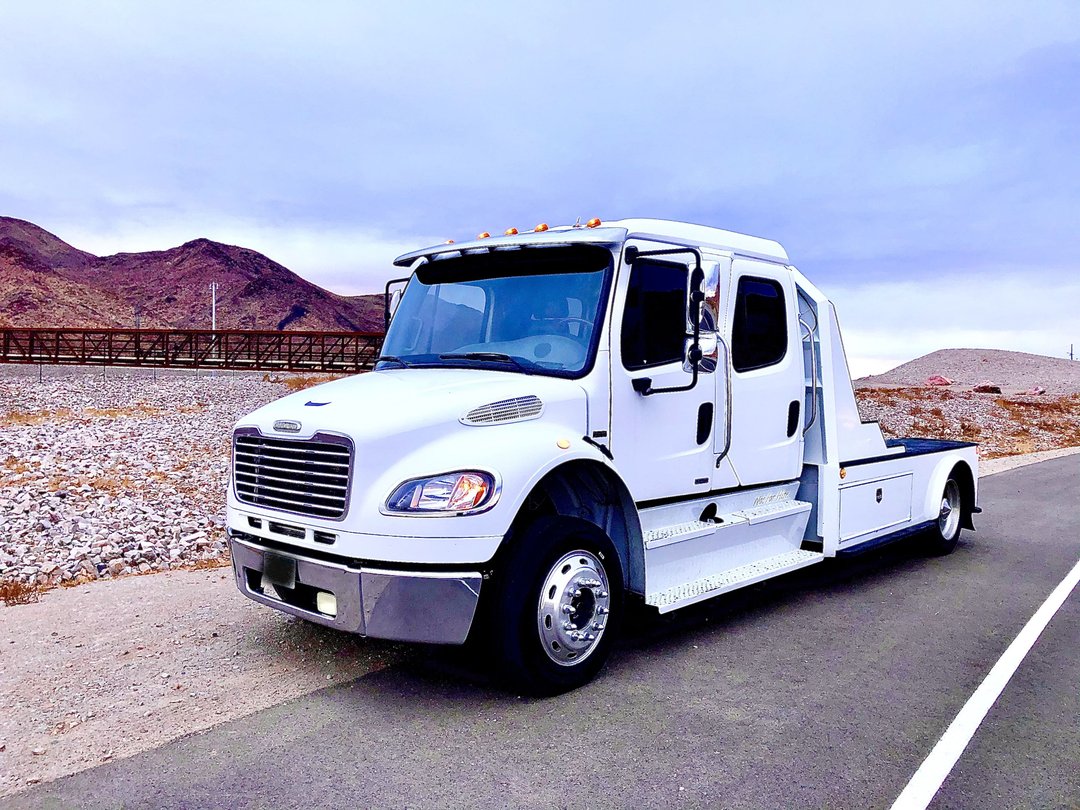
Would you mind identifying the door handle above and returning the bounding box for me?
[697,402,713,445]
[786,400,800,437]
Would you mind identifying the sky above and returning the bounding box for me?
[2,1,1079,375]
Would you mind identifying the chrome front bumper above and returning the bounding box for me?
[228,535,483,645]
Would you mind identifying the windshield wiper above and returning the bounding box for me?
[375,355,415,368]
[438,352,536,375]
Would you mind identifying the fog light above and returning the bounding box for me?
[316,591,338,617]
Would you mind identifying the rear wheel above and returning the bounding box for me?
[487,516,623,695]
[924,477,963,555]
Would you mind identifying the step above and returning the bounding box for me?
[735,499,812,525]
[642,499,812,550]
[645,548,824,613]
[643,519,738,550]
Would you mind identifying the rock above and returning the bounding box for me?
[1025,386,1046,395]
[973,382,1002,394]
[926,375,953,386]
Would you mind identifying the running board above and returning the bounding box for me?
[645,548,824,613]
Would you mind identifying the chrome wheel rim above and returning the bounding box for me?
[537,550,611,667]
[938,479,961,540]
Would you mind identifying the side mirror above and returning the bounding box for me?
[383,276,410,330]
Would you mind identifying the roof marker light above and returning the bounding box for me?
[444,239,455,244]
[504,227,518,235]
[586,217,602,228]
[534,223,549,232]
[477,232,491,239]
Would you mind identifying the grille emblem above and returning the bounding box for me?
[273,419,302,433]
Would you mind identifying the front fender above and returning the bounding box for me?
[352,420,615,548]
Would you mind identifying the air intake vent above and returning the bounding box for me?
[461,395,544,426]
[233,431,352,519]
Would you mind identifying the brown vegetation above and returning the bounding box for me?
[0,579,40,606]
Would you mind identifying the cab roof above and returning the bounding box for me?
[392,218,788,268]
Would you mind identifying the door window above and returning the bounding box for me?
[732,276,787,372]
[621,260,689,370]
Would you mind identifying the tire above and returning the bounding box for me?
[486,516,623,695]
[924,476,963,555]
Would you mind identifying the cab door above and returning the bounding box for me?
[608,242,715,502]
[724,259,804,486]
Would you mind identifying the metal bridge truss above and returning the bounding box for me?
[0,329,385,373]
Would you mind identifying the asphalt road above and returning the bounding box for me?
[13,457,1080,809]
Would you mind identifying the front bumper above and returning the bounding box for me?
[228,535,483,645]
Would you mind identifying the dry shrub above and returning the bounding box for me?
[186,556,230,571]
[2,457,36,476]
[0,408,73,426]
[276,374,341,392]
[88,474,139,494]
[0,579,40,606]
[84,404,164,419]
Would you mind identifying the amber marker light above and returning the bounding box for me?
[534,223,549,232]
[477,232,491,239]
[444,239,455,244]
[586,217,602,228]
[504,227,518,235]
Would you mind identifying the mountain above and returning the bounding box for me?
[857,348,1080,394]
[0,217,385,332]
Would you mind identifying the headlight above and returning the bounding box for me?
[384,470,499,515]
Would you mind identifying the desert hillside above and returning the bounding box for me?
[858,348,1080,394]
[856,348,1080,457]
[0,217,385,332]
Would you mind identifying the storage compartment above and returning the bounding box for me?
[839,473,913,543]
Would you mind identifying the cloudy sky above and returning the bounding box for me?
[2,1,1078,374]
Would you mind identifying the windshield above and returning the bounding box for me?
[379,244,612,377]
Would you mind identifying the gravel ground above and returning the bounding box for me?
[0,369,321,588]
[856,387,1080,458]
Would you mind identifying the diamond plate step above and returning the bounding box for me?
[643,520,728,550]
[646,548,824,613]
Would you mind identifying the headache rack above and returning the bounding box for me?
[232,431,353,520]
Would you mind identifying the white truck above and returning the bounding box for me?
[226,218,979,693]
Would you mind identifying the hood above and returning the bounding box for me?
[238,367,589,442]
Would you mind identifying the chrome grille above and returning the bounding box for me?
[461,395,544,426]
[233,433,352,519]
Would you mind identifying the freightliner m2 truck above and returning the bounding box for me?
[226,219,979,693]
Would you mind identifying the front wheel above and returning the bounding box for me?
[924,477,963,555]
[487,516,623,695]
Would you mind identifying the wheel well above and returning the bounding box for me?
[950,461,976,531]
[504,460,644,594]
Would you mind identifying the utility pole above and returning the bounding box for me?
[1070,343,1074,361]
[210,282,219,375]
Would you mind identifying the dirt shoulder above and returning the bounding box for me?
[0,566,406,797]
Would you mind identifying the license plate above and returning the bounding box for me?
[262,552,297,590]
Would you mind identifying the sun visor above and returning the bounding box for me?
[392,227,627,268]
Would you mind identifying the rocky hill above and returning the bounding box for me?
[858,348,1080,394]
[0,217,384,332]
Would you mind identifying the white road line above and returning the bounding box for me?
[890,555,1080,809]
